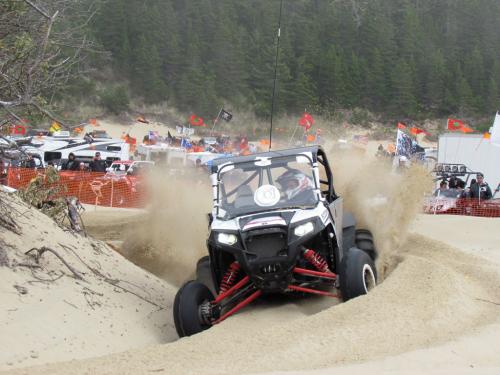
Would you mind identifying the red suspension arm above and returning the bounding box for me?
[293,267,336,280]
[213,275,250,304]
[288,284,339,298]
[214,290,262,324]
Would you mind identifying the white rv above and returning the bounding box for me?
[21,135,130,166]
[438,133,500,187]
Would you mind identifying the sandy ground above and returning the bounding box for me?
[0,193,177,371]
[1,131,497,375]
[3,206,499,375]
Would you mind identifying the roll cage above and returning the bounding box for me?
[210,146,337,218]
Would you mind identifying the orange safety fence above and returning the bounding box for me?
[423,196,500,218]
[5,168,148,208]
[5,167,499,217]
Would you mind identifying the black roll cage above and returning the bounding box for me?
[214,146,337,216]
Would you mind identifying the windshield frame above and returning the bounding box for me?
[214,153,320,219]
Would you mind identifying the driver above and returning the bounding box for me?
[276,169,315,203]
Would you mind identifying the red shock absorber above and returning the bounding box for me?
[219,261,241,293]
[303,249,331,273]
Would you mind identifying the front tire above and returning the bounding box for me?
[173,280,214,338]
[339,247,377,301]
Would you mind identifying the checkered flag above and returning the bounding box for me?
[220,109,233,122]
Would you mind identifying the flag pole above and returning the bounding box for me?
[269,0,284,151]
[211,107,223,136]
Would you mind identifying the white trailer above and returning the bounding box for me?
[21,136,130,166]
[438,133,500,187]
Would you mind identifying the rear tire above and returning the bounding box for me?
[355,229,377,259]
[173,280,214,338]
[339,247,377,301]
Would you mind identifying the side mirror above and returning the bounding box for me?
[207,213,213,226]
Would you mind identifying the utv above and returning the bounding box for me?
[173,146,377,337]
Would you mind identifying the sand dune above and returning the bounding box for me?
[5,224,500,375]
[0,193,177,371]
[1,138,499,375]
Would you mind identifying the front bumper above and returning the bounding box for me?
[209,216,325,292]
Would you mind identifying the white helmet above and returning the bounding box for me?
[276,169,314,200]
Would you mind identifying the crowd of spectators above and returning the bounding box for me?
[434,173,493,200]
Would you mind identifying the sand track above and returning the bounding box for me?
[8,230,500,375]
[3,133,499,374]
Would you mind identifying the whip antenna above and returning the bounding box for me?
[269,0,284,151]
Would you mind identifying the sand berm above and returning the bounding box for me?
[1,147,500,374]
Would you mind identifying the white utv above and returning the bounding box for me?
[173,146,377,337]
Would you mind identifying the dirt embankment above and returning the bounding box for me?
[0,192,177,371]
[3,143,500,375]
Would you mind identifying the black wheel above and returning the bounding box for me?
[173,280,215,338]
[355,229,377,259]
[339,247,377,301]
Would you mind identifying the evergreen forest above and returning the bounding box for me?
[91,0,500,120]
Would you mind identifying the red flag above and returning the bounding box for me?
[11,125,26,135]
[189,114,205,126]
[397,122,406,130]
[447,118,465,131]
[298,112,314,131]
[410,127,429,136]
[447,118,474,133]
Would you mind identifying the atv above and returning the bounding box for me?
[173,146,377,337]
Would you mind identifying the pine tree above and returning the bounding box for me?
[390,59,417,116]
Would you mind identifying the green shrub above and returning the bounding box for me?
[99,85,129,114]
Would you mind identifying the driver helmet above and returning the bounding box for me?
[276,169,314,200]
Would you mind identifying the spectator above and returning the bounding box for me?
[470,173,492,200]
[448,176,458,189]
[376,144,384,156]
[25,155,37,168]
[89,152,106,173]
[434,180,448,196]
[84,133,94,143]
[456,179,467,198]
[61,153,79,171]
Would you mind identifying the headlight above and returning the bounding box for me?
[294,222,314,237]
[217,233,238,246]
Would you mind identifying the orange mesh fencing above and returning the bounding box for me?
[6,168,149,208]
[423,196,500,218]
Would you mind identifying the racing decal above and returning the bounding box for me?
[241,216,286,231]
